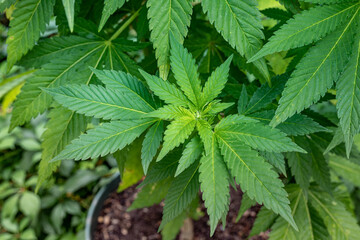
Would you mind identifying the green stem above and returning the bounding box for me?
[109,8,141,41]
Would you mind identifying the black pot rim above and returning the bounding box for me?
[85,172,121,240]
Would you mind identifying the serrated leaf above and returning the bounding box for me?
[91,68,156,110]
[37,106,88,190]
[170,35,201,106]
[99,0,127,31]
[11,34,143,130]
[160,162,199,229]
[244,74,287,114]
[157,116,196,161]
[44,84,152,120]
[52,119,156,161]
[260,151,286,176]
[202,0,269,82]
[271,11,359,126]
[336,37,360,157]
[200,56,233,106]
[6,0,56,70]
[215,117,305,153]
[269,185,322,240]
[199,133,230,236]
[175,136,203,177]
[140,69,190,107]
[250,110,329,136]
[216,133,297,230]
[62,0,75,32]
[324,127,344,155]
[250,3,359,61]
[147,0,192,79]
[309,187,360,240]
[141,120,164,173]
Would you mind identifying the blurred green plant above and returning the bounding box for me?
[0,115,116,240]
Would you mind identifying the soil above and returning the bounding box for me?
[93,184,269,240]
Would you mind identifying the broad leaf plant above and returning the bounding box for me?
[2,0,360,238]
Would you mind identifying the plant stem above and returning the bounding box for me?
[109,8,141,41]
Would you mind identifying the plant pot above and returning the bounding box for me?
[85,173,121,240]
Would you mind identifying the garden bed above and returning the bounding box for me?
[93,184,269,240]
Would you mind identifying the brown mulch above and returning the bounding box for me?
[93,184,269,240]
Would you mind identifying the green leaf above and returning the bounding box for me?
[175,136,203,177]
[324,127,344,155]
[199,133,230,236]
[216,132,297,230]
[19,191,40,217]
[215,117,305,153]
[37,106,88,190]
[45,84,152,120]
[160,162,199,229]
[145,105,193,120]
[250,110,329,136]
[11,34,143,130]
[128,179,172,211]
[329,154,360,187]
[237,85,248,114]
[157,116,196,161]
[260,151,286,176]
[140,69,190,107]
[91,68,156,110]
[139,149,180,187]
[309,187,360,240]
[0,0,16,12]
[62,0,75,32]
[309,143,331,194]
[250,3,360,61]
[52,119,156,161]
[141,120,164,173]
[147,0,192,79]
[6,0,56,70]
[200,56,233,106]
[269,185,325,240]
[336,37,360,157]
[118,138,144,191]
[244,74,287,114]
[235,193,256,222]
[286,137,312,190]
[249,207,277,237]
[170,34,201,106]
[202,0,269,83]
[99,0,126,31]
[203,101,234,116]
[271,11,359,126]
[161,212,187,240]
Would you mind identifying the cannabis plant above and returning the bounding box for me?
[3,0,360,238]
